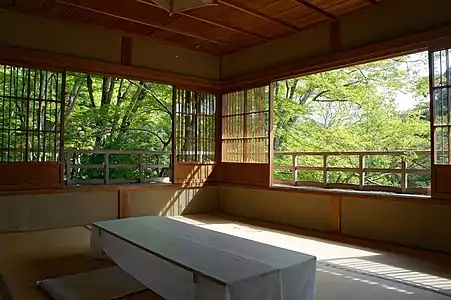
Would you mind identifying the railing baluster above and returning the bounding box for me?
[104,152,109,185]
[401,156,407,193]
[292,154,298,186]
[323,155,329,187]
[359,154,365,190]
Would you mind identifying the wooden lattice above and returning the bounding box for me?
[431,48,451,165]
[222,86,269,163]
[0,64,63,163]
[175,88,216,163]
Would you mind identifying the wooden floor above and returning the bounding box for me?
[1,214,451,300]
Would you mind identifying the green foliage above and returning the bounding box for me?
[273,52,431,189]
[64,73,173,180]
[0,52,433,190]
[64,73,172,151]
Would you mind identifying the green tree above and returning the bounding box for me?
[273,52,431,188]
[63,72,173,181]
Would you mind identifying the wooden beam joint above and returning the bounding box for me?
[294,0,336,20]
[136,0,268,42]
[219,0,301,33]
[55,0,238,49]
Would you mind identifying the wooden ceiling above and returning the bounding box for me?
[4,0,375,55]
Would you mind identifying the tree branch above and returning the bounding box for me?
[311,90,329,102]
[86,75,96,108]
[128,80,172,116]
[114,128,167,145]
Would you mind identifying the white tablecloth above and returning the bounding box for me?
[91,216,316,300]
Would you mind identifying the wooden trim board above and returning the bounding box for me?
[0,44,219,93]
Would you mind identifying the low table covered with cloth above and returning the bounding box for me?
[90,216,316,300]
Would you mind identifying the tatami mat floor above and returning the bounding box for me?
[1,214,451,300]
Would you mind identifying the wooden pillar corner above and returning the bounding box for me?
[118,189,130,219]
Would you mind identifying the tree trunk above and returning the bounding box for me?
[116,82,146,142]
[64,76,83,120]
[110,79,132,142]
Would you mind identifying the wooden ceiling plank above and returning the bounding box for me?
[55,0,239,49]
[61,6,74,18]
[218,0,301,33]
[293,0,336,20]
[135,0,268,42]
[40,0,50,9]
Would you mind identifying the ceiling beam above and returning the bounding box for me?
[55,0,239,49]
[136,0,268,42]
[293,0,336,20]
[219,0,301,33]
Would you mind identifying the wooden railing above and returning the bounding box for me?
[64,149,431,194]
[273,150,431,195]
[64,149,171,186]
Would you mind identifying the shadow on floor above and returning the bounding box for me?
[2,215,451,300]
[176,214,451,298]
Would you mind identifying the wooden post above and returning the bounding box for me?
[215,91,223,183]
[429,49,436,195]
[292,154,298,186]
[401,156,407,193]
[268,83,275,186]
[171,86,177,183]
[118,189,130,219]
[139,153,144,183]
[60,71,67,187]
[243,89,248,163]
[323,155,329,187]
[359,154,365,190]
[104,152,109,185]
[65,150,72,186]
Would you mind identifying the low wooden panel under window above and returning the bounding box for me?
[0,64,64,189]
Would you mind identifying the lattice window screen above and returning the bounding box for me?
[0,64,63,162]
[431,49,451,164]
[222,86,269,163]
[175,88,216,162]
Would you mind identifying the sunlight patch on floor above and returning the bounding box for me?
[171,216,380,261]
[317,267,415,295]
[325,258,451,292]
